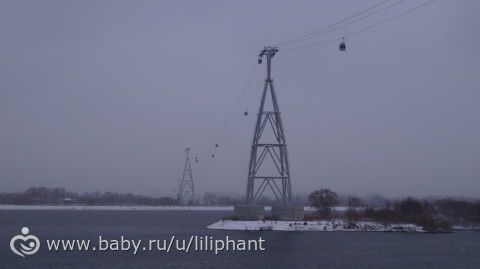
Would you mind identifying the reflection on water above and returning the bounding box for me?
[0,210,479,269]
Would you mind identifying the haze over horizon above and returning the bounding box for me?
[1,0,479,198]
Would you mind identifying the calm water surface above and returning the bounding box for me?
[1,210,479,269]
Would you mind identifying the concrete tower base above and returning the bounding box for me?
[271,205,304,220]
[234,205,265,220]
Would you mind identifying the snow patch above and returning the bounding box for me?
[452,225,480,230]
[207,220,425,232]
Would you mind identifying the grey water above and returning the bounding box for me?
[1,210,479,269]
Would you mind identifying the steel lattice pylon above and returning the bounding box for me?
[246,46,292,205]
[177,148,195,205]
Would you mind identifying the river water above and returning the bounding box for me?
[1,210,479,268]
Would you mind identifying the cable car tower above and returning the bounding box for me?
[246,46,292,205]
[177,148,195,205]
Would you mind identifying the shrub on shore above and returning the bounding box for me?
[306,189,456,232]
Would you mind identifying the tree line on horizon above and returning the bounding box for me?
[1,186,479,230]
[0,187,177,206]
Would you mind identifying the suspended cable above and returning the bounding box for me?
[281,38,339,51]
[279,0,409,49]
[274,0,394,47]
[211,62,258,146]
[220,114,244,146]
[206,62,266,158]
[281,0,438,51]
[217,69,266,147]
[345,0,438,39]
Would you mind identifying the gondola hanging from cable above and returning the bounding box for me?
[339,37,346,51]
[244,109,248,116]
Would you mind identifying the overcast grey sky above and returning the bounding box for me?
[1,0,479,198]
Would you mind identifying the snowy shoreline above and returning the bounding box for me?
[208,220,426,232]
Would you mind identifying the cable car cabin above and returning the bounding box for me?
[339,41,346,51]
[244,111,248,116]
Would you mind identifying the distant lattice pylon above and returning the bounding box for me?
[177,148,195,205]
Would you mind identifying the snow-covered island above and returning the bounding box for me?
[208,220,425,232]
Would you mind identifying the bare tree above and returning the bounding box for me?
[309,189,339,219]
[346,196,363,221]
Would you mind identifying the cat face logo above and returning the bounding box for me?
[10,227,40,257]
